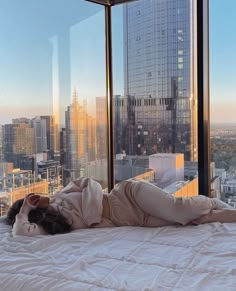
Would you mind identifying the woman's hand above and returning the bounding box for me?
[19,193,40,215]
[19,193,50,215]
[28,194,41,207]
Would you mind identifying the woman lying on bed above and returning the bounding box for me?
[6,177,236,236]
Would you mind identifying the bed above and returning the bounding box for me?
[1,216,236,291]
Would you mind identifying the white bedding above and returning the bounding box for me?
[1,216,236,291]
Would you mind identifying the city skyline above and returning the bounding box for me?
[0,0,235,124]
[1,0,236,211]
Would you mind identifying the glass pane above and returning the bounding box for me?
[210,0,236,206]
[0,0,107,215]
[112,0,198,197]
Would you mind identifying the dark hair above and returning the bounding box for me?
[6,198,71,235]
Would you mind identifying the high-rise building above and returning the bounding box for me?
[59,127,67,166]
[96,97,107,160]
[13,124,35,155]
[2,124,17,162]
[40,116,56,158]
[87,114,96,162]
[2,122,35,168]
[0,125,2,161]
[116,0,197,161]
[65,89,96,179]
[32,117,47,153]
[12,118,31,125]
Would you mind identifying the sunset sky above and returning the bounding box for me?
[0,0,235,125]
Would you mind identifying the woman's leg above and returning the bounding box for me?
[133,181,216,225]
[191,199,236,224]
[212,198,233,209]
[192,208,236,224]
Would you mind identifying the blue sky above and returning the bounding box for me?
[0,0,124,124]
[0,0,235,124]
[210,0,236,123]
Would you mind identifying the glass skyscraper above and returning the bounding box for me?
[115,0,197,161]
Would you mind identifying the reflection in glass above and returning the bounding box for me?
[113,0,199,197]
[0,0,107,214]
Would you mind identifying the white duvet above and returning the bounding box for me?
[1,216,236,291]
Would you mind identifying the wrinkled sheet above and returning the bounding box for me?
[1,216,236,291]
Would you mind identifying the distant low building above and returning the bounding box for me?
[37,160,60,179]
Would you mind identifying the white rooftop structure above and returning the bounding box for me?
[149,153,184,188]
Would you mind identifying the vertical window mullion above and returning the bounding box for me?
[197,0,210,196]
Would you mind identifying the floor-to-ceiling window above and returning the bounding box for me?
[0,0,107,213]
[0,0,209,216]
[210,0,236,206]
[112,0,199,197]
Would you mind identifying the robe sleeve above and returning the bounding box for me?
[12,213,46,236]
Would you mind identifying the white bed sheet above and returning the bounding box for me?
[1,216,236,291]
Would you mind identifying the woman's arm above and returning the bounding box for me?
[12,213,46,236]
[12,194,47,236]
